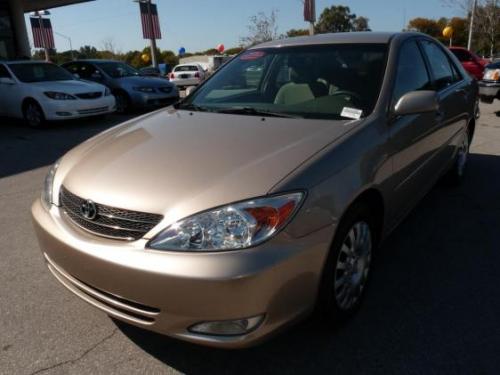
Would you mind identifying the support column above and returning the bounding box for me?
[8,0,31,58]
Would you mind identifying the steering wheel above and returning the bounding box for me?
[330,90,364,107]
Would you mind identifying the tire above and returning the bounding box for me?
[318,202,377,324]
[23,100,45,128]
[446,129,470,186]
[114,91,131,114]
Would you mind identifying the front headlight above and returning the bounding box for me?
[483,68,500,81]
[148,192,304,252]
[42,159,60,207]
[44,92,77,100]
[133,86,156,93]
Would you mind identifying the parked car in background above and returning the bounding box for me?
[33,32,478,349]
[449,47,488,80]
[62,60,179,113]
[479,61,500,103]
[169,63,206,89]
[139,63,171,79]
[0,61,115,127]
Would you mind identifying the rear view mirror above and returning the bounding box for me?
[394,90,438,117]
[91,71,102,80]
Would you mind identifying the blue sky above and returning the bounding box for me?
[25,0,464,53]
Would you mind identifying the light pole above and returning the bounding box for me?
[467,0,478,50]
[54,31,74,60]
[31,10,51,61]
[134,0,158,68]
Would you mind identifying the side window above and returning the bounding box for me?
[421,41,458,90]
[0,64,11,78]
[393,40,431,104]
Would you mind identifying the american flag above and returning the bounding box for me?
[30,17,55,49]
[304,0,316,22]
[139,2,162,40]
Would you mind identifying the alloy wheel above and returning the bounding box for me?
[333,221,372,311]
[25,103,43,127]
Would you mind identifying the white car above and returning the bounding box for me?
[169,64,206,89]
[0,61,116,127]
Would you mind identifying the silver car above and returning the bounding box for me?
[33,32,478,348]
[62,60,179,113]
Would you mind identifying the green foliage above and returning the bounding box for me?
[315,6,370,34]
[407,17,468,47]
[286,29,310,38]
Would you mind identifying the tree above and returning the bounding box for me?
[285,28,310,38]
[240,10,279,46]
[475,0,499,56]
[407,17,442,36]
[224,47,245,55]
[315,6,358,33]
[407,17,469,46]
[352,16,371,31]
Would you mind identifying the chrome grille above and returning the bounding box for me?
[59,187,163,241]
[76,92,102,99]
[77,106,108,115]
[159,86,173,94]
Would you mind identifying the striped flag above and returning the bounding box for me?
[30,17,55,49]
[304,0,316,22]
[139,2,162,40]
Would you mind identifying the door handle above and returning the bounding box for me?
[435,109,445,121]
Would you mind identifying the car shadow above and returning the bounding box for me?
[0,114,135,178]
[114,153,500,374]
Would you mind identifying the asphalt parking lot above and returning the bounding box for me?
[1,102,500,375]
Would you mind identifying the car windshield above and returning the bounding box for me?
[96,62,139,78]
[179,44,387,120]
[8,63,74,83]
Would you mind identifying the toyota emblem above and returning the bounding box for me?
[80,200,98,220]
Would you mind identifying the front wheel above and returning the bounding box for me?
[114,92,131,114]
[23,101,45,128]
[318,204,376,323]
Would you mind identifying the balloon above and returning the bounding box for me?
[443,26,454,39]
[178,47,186,56]
[216,44,225,54]
[141,53,150,63]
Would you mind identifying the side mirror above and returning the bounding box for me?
[73,73,80,79]
[185,86,196,96]
[393,90,438,117]
[0,77,15,85]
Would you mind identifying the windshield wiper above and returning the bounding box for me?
[214,107,302,118]
[175,103,211,112]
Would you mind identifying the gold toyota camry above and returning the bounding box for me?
[32,32,478,348]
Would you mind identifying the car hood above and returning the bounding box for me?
[59,110,359,230]
[117,75,173,87]
[29,80,105,94]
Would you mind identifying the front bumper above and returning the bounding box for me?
[31,199,331,348]
[43,96,116,120]
[479,81,500,98]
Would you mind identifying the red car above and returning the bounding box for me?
[449,47,489,80]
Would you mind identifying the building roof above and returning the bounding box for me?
[251,32,418,49]
[21,0,94,12]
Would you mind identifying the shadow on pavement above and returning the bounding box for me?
[115,153,500,374]
[0,114,135,178]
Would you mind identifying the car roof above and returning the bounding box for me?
[4,60,54,65]
[63,59,121,64]
[250,32,420,49]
